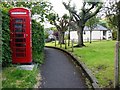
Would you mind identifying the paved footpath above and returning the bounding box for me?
[40,48,87,88]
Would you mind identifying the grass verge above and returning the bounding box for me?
[45,40,115,88]
[2,50,44,88]
[33,51,45,64]
[2,65,40,88]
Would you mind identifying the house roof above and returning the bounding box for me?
[84,24,108,31]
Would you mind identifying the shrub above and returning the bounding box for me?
[2,7,12,67]
[32,20,45,64]
[112,30,117,40]
[0,9,2,64]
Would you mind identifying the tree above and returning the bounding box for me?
[68,12,74,46]
[103,1,118,40]
[46,13,69,44]
[102,0,119,40]
[102,0,120,88]
[63,0,102,47]
[85,16,100,43]
[11,1,53,22]
[106,15,118,40]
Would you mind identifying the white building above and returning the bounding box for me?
[70,24,112,42]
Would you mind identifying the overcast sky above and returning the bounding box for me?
[48,0,83,17]
[48,0,119,17]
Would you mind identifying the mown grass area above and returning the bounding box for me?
[45,40,116,88]
[2,65,40,88]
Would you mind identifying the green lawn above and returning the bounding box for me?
[45,40,116,88]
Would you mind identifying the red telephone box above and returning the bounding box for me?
[9,8,32,64]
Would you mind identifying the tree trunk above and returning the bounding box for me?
[61,32,65,44]
[118,22,120,41]
[117,1,120,42]
[76,26,85,47]
[90,30,92,43]
[58,31,61,44]
[68,28,70,46]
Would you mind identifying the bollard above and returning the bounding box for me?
[55,37,56,47]
[72,39,74,52]
[65,39,67,49]
[60,42,62,48]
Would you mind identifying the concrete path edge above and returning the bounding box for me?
[45,46,99,89]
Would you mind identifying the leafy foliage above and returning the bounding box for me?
[44,30,49,39]
[32,20,45,64]
[13,1,52,22]
[106,15,118,40]
[103,1,120,40]
[85,16,100,43]
[1,4,12,67]
[0,9,2,64]
[86,16,100,29]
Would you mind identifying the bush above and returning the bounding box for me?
[112,30,117,40]
[32,20,45,64]
[0,9,2,64]
[2,7,12,67]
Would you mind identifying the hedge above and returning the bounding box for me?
[0,9,2,64]
[32,20,45,64]
[2,7,11,67]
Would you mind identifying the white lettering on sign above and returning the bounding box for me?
[11,12,26,15]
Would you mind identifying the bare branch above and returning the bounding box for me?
[86,3,95,13]
[81,2,86,13]
[63,2,81,21]
[85,4,102,22]
[54,21,61,31]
